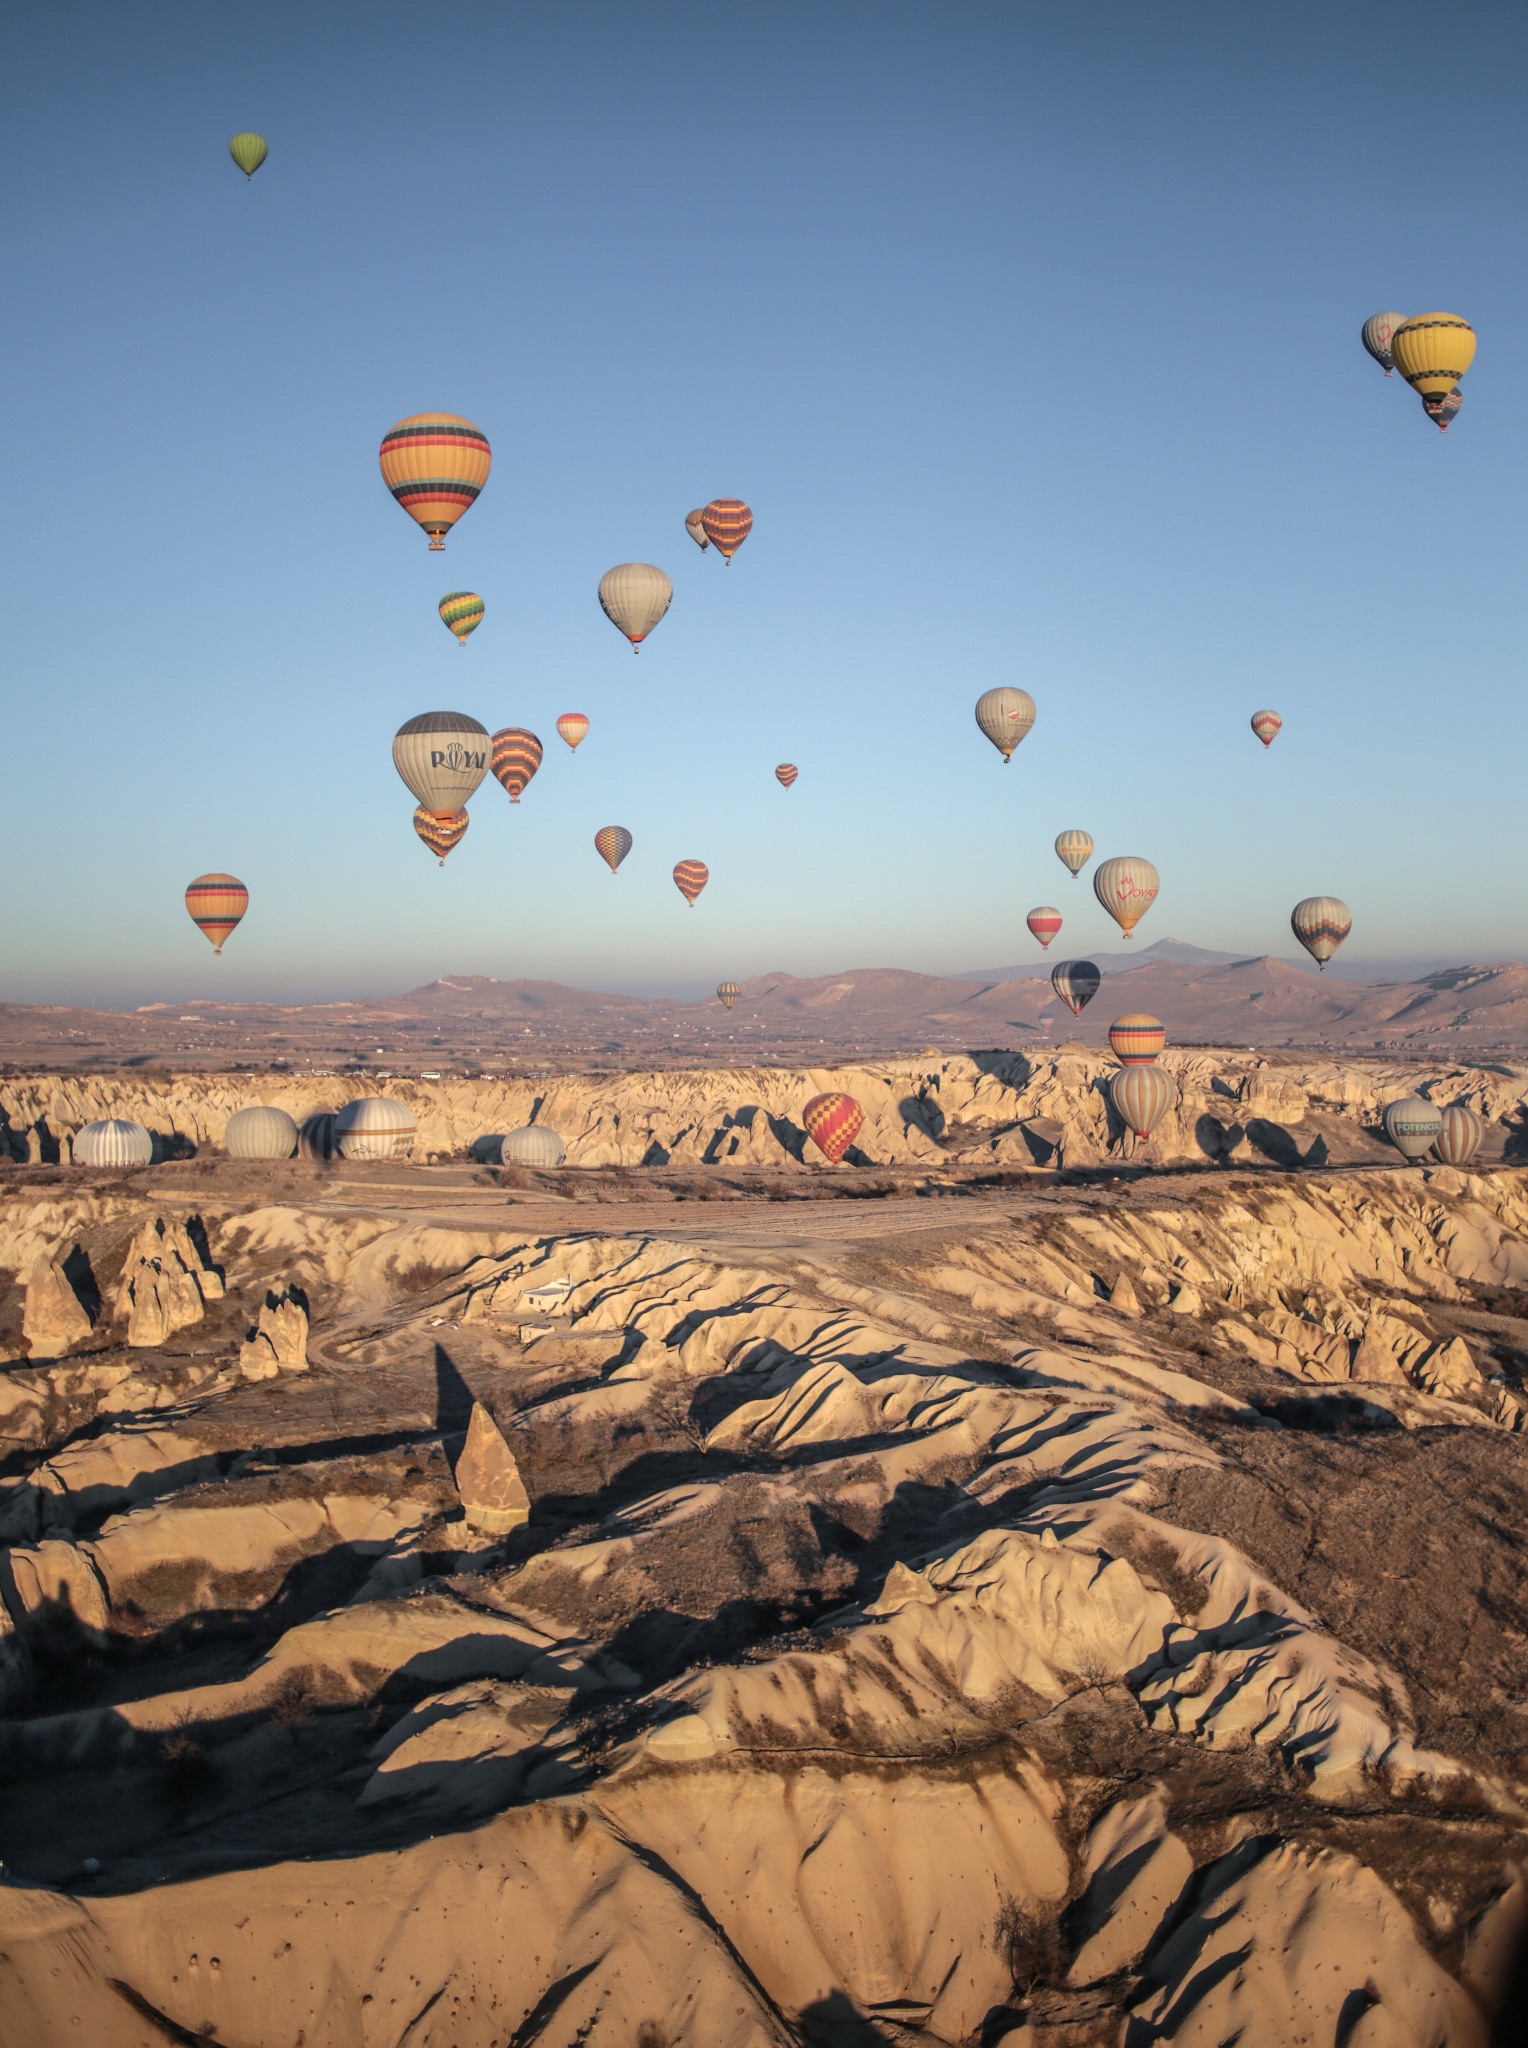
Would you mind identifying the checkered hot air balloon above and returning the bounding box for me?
[1108,1014,1166,1065]
[1250,710,1282,748]
[1054,830,1093,879]
[379,413,491,550]
[596,826,633,873]
[700,499,752,562]
[802,1092,864,1165]
[413,807,469,865]
[775,763,799,789]
[717,982,741,1010]
[1051,960,1101,1016]
[185,873,248,954]
[490,728,543,803]
[1027,907,1062,950]
[557,713,590,753]
[1291,896,1351,970]
[673,860,709,906]
[439,591,485,646]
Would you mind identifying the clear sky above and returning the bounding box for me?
[2,2,1524,1006]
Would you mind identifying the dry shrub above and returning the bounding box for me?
[395,1263,447,1295]
[994,1896,1063,1998]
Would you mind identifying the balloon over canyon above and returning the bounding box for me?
[1051,959,1101,1016]
[1092,856,1159,940]
[1026,908,1062,950]
[185,874,248,954]
[802,1092,864,1165]
[1291,896,1351,970]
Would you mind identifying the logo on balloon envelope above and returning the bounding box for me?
[431,745,485,772]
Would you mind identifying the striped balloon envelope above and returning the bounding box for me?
[975,687,1036,763]
[701,499,753,562]
[1250,710,1283,748]
[717,981,741,1009]
[775,762,799,789]
[598,563,673,649]
[1434,1104,1484,1167]
[379,413,491,550]
[673,860,709,906]
[685,509,710,550]
[185,873,248,954]
[1110,1065,1177,1143]
[74,1118,153,1167]
[557,712,590,753]
[1093,856,1159,940]
[1054,830,1093,878]
[1027,907,1063,950]
[439,591,485,646]
[413,807,469,865]
[802,1091,864,1165]
[336,1096,415,1162]
[1051,959,1101,1016]
[490,728,543,803]
[298,1111,339,1162]
[595,825,633,873]
[1290,895,1351,970]
[229,132,268,179]
[224,1106,299,1159]
[1108,1013,1166,1065]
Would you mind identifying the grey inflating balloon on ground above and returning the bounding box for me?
[500,1125,566,1167]
[73,1118,153,1167]
[223,1106,298,1159]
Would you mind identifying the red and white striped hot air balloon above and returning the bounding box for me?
[701,499,752,562]
[673,860,709,906]
[1251,710,1283,748]
[1027,907,1062,950]
[557,712,590,753]
[802,1092,864,1165]
[185,873,248,954]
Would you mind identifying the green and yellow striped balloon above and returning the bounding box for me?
[439,591,485,646]
[229,132,268,179]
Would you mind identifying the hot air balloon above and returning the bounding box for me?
[685,509,710,551]
[185,874,248,954]
[1108,1014,1166,1064]
[229,132,268,179]
[1055,830,1093,879]
[501,1125,566,1167]
[74,1119,153,1167]
[975,687,1036,763]
[701,499,753,562]
[557,712,590,753]
[1434,1103,1484,1167]
[1423,385,1463,432]
[490,728,543,803]
[413,807,469,864]
[717,981,741,1010]
[596,826,633,873]
[803,1091,864,1165]
[336,1096,415,1161]
[1093,856,1159,940]
[393,712,490,811]
[439,591,484,646]
[1110,1065,1177,1144]
[599,563,673,649]
[1361,311,1407,375]
[224,1106,299,1160]
[1251,710,1283,748]
[379,413,491,550]
[1027,907,1063,950]
[1383,1096,1441,1163]
[1390,314,1475,405]
[775,763,799,789]
[1051,960,1101,1016]
[673,860,709,906]
[1291,896,1351,970]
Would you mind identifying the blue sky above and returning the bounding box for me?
[2,2,1524,1004]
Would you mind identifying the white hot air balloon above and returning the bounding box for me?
[1361,311,1408,375]
[1291,896,1351,971]
[1093,856,1160,940]
[1383,1096,1441,1163]
[335,1097,416,1161]
[393,712,490,812]
[500,1125,566,1167]
[974,687,1036,763]
[1434,1104,1484,1167]
[1109,1065,1177,1144]
[73,1119,154,1167]
[598,563,673,650]
[223,1106,299,1159]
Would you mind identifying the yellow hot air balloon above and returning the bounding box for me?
[439,592,484,646]
[379,414,491,550]
[1390,313,1476,409]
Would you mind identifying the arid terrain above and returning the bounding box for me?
[0,1045,1526,2045]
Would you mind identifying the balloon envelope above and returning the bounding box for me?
[299,1112,339,1162]
[439,591,484,646]
[229,132,268,178]
[1027,907,1062,949]
[557,712,590,752]
[413,807,469,864]
[1291,896,1351,970]
[1051,960,1101,1016]
[802,1092,864,1165]
[1390,313,1476,396]
[185,873,248,954]
[685,509,709,550]
[598,563,673,647]
[224,1106,298,1160]
[1110,1065,1177,1142]
[1093,856,1159,939]
[74,1118,153,1167]
[1251,710,1283,747]
[1423,385,1462,431]
[1360,311,1406,374]
[975,687,1036,762]
[490,728,543,803]
[379,414,491,550]
[393,712,490,811]
[336,1097,415,1161]
[1434,1104,1484,1167]
[673,860,709,906]
[596,826,633,873]
[501,1125,566,1168]
[701,499,753,561]
[717,981,741,1009]
[1108,1014,1166,1064]
[775,763,798,788]
[1054,830,1093,878]
[1383,1096,1441,1163]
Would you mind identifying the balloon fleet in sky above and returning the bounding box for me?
[178,134,1468,1161]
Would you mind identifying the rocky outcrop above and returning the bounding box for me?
[454,1403,530,1535]
[113,1217,223,1348]
[238,1289,308,1379]
[21,1259,93,1359]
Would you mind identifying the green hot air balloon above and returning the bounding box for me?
[439,592,485,647]
[229,133,269,179]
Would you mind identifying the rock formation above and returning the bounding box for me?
[112,1217,223,1349]
[238,1289,308,1379]
[21,1258,93,1359]
[453,1401,530,1534]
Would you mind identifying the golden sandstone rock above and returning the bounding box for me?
[454,1402,530,1535]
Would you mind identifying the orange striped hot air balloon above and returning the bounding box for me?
[673,860,709,906]
[379,413,491,550]
[775,762,798,788]
[701,499,752,562]
[413,807,469,865]
[1027,907,1062,949]
[685,509,709,551]
[557,712,590,753]
[596,826,632,873]
[802,1091,864,1165]
[1108,1014,1166,1064]
[490,728,543,803]
[185,873,248,954]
